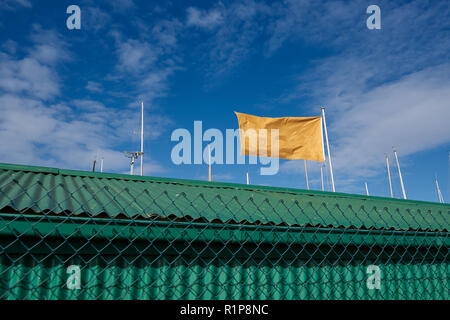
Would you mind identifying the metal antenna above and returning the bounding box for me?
[304,160,310,190]
[321,107,335,192]
[320,164,325,192]
[124,151,142,175]
[124,101,145,176]
[208,144,211,182]
[93,150,99,172]
[435,175,444,203]
[140,100,144,176]
[393,148,407,200]
[385,154,393,198]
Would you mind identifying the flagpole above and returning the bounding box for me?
[393,148,407,199]
[365,182,370,196]
[320,164,324,191]
[435,175,444,203]
[321,107,335,192]
[140,101,144,176]
[385,154,393,198]
[246,172,249,185]
[304,160,310,190]
[208,145,211,182]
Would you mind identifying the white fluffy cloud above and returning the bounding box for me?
[0,55,60,100]
[278,1,450,188]
[186,7,224,29]
[0,26,170,174]
[85,81,103,93]
[0,94,170,172]
[116,39,160,73]
[330,64,450,176]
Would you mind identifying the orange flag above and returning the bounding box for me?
[235,112,325,161]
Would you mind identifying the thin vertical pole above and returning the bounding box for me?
[246,172,249,185]
[393,148,407,199]
[435,176,444,203]
[385,154,393,198]
[130,155,134,175]
[321,107,335,192]
[208,145,211,182]
[140,101,144,176]
[320,164,324,191]
[100,158,104,173]
[304,160,310,190]
[365,182,370,196]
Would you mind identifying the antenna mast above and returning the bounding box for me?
[124,151,141,175]
[393,148,407,200]
[208,144,212,182]
[385,154,393,198]
[320,164,325,191]
[321,107,335,192]
[304,160,310,190]
[435,175,444,203]
[140,100,144,176]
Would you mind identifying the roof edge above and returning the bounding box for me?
[0,162,449,208]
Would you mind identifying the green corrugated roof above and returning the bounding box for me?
[0,162,448,232]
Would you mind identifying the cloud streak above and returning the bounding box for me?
[0,25,170,173]
[277,0,450,191]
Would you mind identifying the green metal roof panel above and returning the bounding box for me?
[0,163,448,232]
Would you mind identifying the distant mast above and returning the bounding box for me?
[385,154,394,198]
[125,101,144,176]
[320,164,325,191]
[393,148,407,200]
[304,160,310,190]
[208,145,212,182]
[140,101,144,176]
[435,175,444,203]
[321,107,335,192]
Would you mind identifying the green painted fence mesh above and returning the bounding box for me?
[0,163,448,299]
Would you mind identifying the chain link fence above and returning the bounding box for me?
[0,164,448,299]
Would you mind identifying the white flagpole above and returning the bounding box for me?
[304,160,310,190]
[246,172,249,185]
[321,107,335,192]
[320,164,324,191]
[208,145,211,182]
[385,154,393,198]
[140,101,144,176]
[435,175,444,203]
[130,155,134,175]
[393,148,407,199]
[365,182,370,196]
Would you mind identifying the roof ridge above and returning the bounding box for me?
[0,162,448,207]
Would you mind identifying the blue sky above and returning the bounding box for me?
[0,0,449,203]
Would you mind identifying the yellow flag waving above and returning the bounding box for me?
[235,112,325,161]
